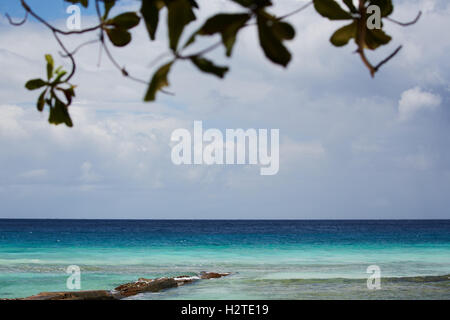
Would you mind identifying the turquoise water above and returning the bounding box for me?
[0,220,449,299]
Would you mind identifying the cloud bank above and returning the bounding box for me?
[0,0,449,219]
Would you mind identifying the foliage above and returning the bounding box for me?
[10,0,421,127]
[25,55,75,127]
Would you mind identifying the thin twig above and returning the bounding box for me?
[276,1,313,21]
[5,11,28,26]
[374,45,402,72]
[101,41,149,84]
[356,0,376,77]
[179,1,314,59]
[53,31,76,81]
[93,0,151,85]
[386,11,422,27]
[178,41,222,60]
[60,39,100,57]
[17,0,103,35]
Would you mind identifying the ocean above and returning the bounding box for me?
[0,219,449,300]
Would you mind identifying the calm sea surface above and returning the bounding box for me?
[0,220,449,299]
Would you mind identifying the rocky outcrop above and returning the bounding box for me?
[114,272,230,298]
[13,272,231,300]
[114,277,179,298]
[22,290,118,300]
[200,272,231,279]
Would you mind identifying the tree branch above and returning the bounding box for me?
[386,11,422,27]
[5,11,28,26]
[276,1,313,21]
[374,45,402,72]
[16,0,103,35]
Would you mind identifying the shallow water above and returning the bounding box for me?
[0,220,449,299]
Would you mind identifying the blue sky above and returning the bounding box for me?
[0,0,97,19]
[0,0,449,219]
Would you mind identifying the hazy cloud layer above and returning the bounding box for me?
[0,0,449,219]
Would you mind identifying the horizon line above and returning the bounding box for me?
[0,218,448,221]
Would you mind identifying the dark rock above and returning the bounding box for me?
[199,272,231,279]
[114,277,178,298]
[14,272,231,300]
[22,290,117,300]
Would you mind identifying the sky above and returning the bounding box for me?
[0,0,449,219]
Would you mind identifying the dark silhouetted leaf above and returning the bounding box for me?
[369,0,393,17]
[49,97,73,127]
[106,28,132,47]
[25,79,47,90]
[313,0,352,20]
[65,0,88,8]
[58,86,76,105]
[141,0,164,40]
[330,21,357,46]
[365,28,392,50]
[343,0,357,13]
[37,89,47,112]
[188,0,199,8]
[190,57,229,78]
[106,12,140,29]
[187,13,251,57]
[144,62,174,101]
[103,0,116,19]
[272,21,295,40]
[230,0,272,8]
[167,0,196,51]
[257,12,293,67]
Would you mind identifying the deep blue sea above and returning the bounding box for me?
[0,220,449,299]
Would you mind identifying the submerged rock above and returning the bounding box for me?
[22,290,117,300]
[115,277,178,298]
[14,272,231,300]
[200,272,232,279]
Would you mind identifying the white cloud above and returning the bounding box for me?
[398,87,442,121]
[0,104,189,189]
[1,0,450,218]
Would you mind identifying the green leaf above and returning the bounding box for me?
[48,97,73,127]
[330,21,357,46]
[230,0,272,8]
[106,28,132,47]
[272,21,295,40]
[106,12,141,29]
[57,86,76,105]
[190,57,229,78]
[37,89,47,112]
[53,70,68,84]
[256,12,292,67]
[365,28,392,50]
[343,0,357,13]
[189,13,251,57]
[144,62,174,102]
[188,0,199,8]
[25,79,47,90]
[141,0,164,40]
[369,0,393,17]
[65,0,88,8]
[45,54,54,80]
[197,13,250,36]
[313,0,352,20]
[167,0,196,51]
[103,0,116,20]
